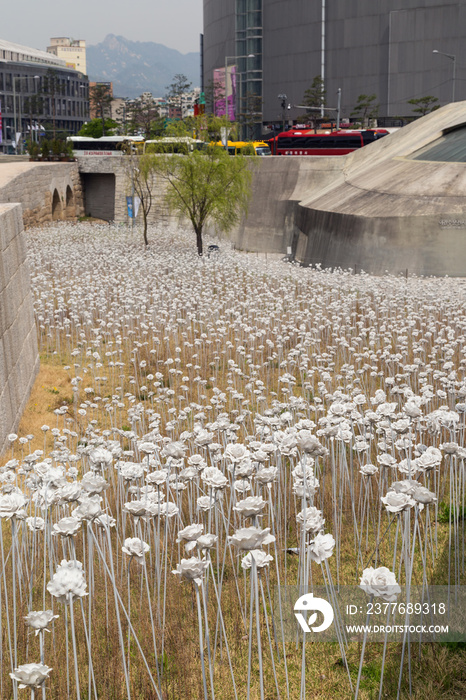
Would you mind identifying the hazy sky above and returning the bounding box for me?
[2,0,203,54]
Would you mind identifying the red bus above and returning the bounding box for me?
[268,128,389,155]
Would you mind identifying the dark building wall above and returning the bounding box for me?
[203,0,236,99]
[203,0,465,127]
[262,1,321,126]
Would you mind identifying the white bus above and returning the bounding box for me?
[67,136,145,156]
[143,137,207,154]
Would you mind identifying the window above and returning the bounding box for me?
[410,125,466,162]
[334,135,362,148]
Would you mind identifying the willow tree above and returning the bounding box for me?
[152,147,253,256]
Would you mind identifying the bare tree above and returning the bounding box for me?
[126,97,160,139]
[125,154,156,247]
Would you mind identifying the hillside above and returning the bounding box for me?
[87,34,200,98]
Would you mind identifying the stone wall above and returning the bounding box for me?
[77,156,173,225]
[0,162,84,228]
[0,203,39,454]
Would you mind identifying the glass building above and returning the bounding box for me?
[0,39,89,154]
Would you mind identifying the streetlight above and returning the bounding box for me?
[13,77,26,154]
[278,94,289,132]
[294,88,342,131]
[5,125,14,154]
[13,75,39,154]
[433,49,456,103]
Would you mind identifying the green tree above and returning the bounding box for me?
[301,76,326,129]
[89,84,113,136]
[407,96,440,117]
[150,115,167,137]
[195,114,237,143]
[350,94,379,127]
[151,148,253,256]
[164,118,193,138]
[78,118,118,138]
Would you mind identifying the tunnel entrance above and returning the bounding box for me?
[82,173,116,221]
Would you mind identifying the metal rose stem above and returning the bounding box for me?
[246,562,254,700]
[137,521,161,689]
[322,559,352,691]
[252,556,265,700]
[397,508,415,699]
[207,557,238,699]
[88,527,160,698]
[267,488,290,698]
[258,575,281,698]
[354,594,373,700]
[103,524,131,700]
[12,517,18,700]
[68,592,81,700]
[0,520,15,698]
[195,583,209,700]
[200,581,216,700]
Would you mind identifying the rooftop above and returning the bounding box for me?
[0,38,66,67]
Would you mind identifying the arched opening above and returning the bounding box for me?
[65,185,75,218]
[51,189,62,221]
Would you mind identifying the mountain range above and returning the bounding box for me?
[87,34,200,99]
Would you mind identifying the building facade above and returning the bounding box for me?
[0,39,89,154]
[203,1,465,135]
[47,38,87,75]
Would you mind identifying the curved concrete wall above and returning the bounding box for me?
[230,156,344,255]
[228,102,466,276]
[0,204,39,454]
[298,102,466,274]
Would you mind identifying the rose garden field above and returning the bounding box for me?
[0,222,465,699]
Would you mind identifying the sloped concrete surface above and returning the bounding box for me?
[298,102,466,273]
[231,102,466,275]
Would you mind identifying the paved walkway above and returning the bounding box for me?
[0,161,57,190]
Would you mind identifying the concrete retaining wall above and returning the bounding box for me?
[0,204,39,454]
[230,156,344,255]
